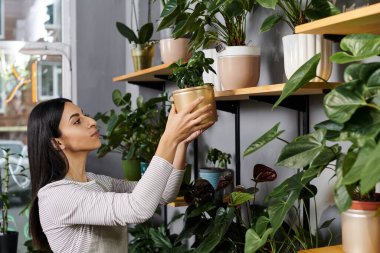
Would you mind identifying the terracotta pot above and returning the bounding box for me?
[342,200,380,253]
[172,85,217,124]
[218,46,260,90]
[159,38,191,64]
[282,34,332,81]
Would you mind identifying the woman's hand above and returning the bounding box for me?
[163,97,214,145]
[155,97,214,163]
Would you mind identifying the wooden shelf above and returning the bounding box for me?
[214,83,338,101]
[113,63,173,83]
[298,245,343,253]
[295,3,380,34]
[167,196,187,207]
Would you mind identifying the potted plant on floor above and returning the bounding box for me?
[257,0,340,81]
[116,21,156,71]
[159,0,260,90]
[95,90,168,180]
[265,33,380,253]
[0,148,18,253]
[199,147,232,189]
[156,0,191,64]
[169,51,217,124]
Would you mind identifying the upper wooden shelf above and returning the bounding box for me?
[295,3,380,35]
[167,196,187,207]
[113,64,337,100]
[113,63,172,83]
[215,83,338,101]
[298,245,343,253]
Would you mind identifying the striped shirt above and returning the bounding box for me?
[38,156,184,253]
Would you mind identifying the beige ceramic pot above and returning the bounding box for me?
[172,85,217,124]
[160,38,191,64]
[131,44,155,71]
[218,46,260,90]
[342,200,380,253]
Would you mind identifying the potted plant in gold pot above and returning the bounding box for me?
[159,0,260,91]
[169,51,217,124]
[116,21,156,71]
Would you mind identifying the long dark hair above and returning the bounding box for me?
[27,98,71,250]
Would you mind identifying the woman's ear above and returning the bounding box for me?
[51,138,65,151]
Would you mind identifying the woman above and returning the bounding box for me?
[27,97,214,252]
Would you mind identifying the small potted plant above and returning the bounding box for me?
[169,51,217,124]
[199,147,231,189]
[156,0,191,64]
[116,21,156,71]
[257,0,340,81]
[95,90,168,180]
[159,0,260,90]
[0,148,19,253]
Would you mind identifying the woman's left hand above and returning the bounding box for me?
[182,129,204,144]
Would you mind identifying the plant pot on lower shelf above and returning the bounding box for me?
[282,34,332,81]
[0,231,18,253]
[218,46,260,90]
[199,167,224,189]
[342,200,380,253]
[160,38,191,64]
[172,85,217,124]
[122,159,141,181]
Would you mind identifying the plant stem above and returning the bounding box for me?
[366,103,380,111]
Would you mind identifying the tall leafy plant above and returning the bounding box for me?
[95,90,168,162]
[206,148,232,169]
[257,0,340,33]
[0,148,11,235]
[158,0,256,51]
[169,51,216,89]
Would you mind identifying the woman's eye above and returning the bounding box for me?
[74,119,81,125]
[84,114,90,117]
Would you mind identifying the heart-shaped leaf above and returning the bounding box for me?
[253,164,277,182]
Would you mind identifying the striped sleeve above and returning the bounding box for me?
[38,156,174,227]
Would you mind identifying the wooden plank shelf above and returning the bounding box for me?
[295,3,380,35]
[113,63,173,83]
[298,245,343,253]
[167,196,187,207]
[214,83,338,101]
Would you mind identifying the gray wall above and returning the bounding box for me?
[75,0,377,244]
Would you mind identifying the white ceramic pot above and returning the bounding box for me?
[282,34,332,81]
[159,38,191,64]
[202,49,222,91]
[218,46,260,90]
[342,201,380,253]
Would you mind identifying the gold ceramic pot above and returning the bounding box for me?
[131,44,155,71]
[172,85,217,124]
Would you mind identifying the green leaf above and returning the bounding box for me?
[359,62,380,84]
[224,0,244,18]
[243,123,284,157]
[260,14,282,33]
[193,207,236,253]
[158,5,180,31]
[323,80,366,123]
[319,218,335,229]
[276,129,326,169]
[244,228,274,253]
[256,0,277,9]
[309,144,340,169]
[255,216,270,235]
[116,22,138,43]
[112,89,125,106]
[360,141,380,194]
[268,173,304,233]
[330,34,380,64]
[367,68,380,90]
[160,0,178,17]
[343,146,371,185]
[305,0,340,20]
[273,53,321,109]
[334,154,353,212]
[344,63,362,82]
[229,192,253,206]
[138,22,153,44]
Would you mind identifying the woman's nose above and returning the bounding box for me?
[87,117,97,128]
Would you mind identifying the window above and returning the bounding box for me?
[37,60,62,101]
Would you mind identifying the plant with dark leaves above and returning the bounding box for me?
[206,147,232,169]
